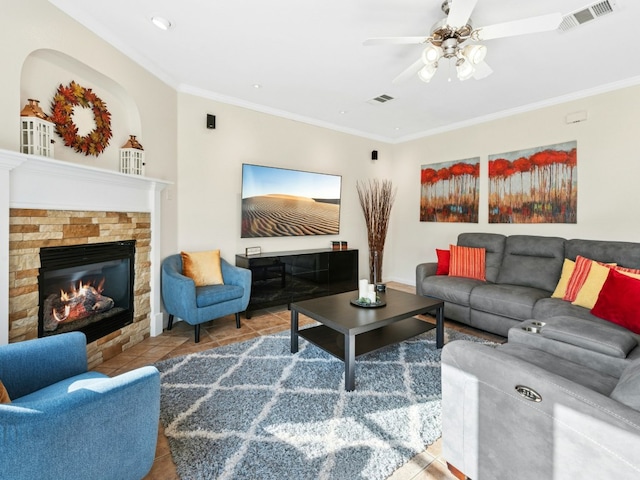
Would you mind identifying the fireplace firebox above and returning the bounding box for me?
[38,240,135,343]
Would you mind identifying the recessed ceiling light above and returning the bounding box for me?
[151,16,172,31]
[339,110,347,115]
[253,84,262,89]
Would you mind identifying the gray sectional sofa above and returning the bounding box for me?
[420,233,640,478]
[416,232,640,337]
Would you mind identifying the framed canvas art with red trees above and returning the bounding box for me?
[488,141,577,224]
[420,158,480,223]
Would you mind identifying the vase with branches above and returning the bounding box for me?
[356,179,396,285]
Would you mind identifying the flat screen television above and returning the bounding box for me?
[241,164,342,238]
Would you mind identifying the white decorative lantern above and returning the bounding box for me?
[119,135,145,175]
[20,99,55,157]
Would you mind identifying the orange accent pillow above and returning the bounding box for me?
[181,250,224,287]
[448,244,486,281]
[0,380,10,404]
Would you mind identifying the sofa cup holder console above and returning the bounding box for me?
[521,321,546,334]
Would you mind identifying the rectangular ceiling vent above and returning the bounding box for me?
[367,94,394,105]
[558,0,617,32]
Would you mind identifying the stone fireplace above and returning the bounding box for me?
[1,148,170,367]
[10,210,150,366]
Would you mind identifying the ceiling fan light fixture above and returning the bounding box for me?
[418,64,437,83]
[422,43,443,65]
[461,44,487,64]
[456,58,475,81]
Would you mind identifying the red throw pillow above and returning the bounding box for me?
[591,269,640,334]
[448,244,486,281]
[436,249,450,275]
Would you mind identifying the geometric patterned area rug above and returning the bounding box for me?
[155,327,490,480]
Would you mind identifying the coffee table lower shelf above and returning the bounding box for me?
[298,317,435,361]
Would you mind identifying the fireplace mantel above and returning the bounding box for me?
[0,148,171,345]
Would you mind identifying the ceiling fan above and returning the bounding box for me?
[364,0,562,84]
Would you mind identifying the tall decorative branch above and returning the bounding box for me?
[356,179,396,284]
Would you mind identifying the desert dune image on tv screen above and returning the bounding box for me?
[241,164,342,238]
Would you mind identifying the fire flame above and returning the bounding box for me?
[51,278,107,324]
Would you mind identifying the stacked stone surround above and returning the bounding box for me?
[8,208,151,368]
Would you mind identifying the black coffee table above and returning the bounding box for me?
[290,289,444,391]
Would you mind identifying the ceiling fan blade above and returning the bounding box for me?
[392,58,425,84]
[446,0,478,28]
[475,12,562,41]
[472,61,493,80]
[364,37,427,46]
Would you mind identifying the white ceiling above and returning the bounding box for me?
[49,0,640,142]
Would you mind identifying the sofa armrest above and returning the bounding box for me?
[442,340,640,479]
[0,365,160,480]
[0,332,88,400]
[416,262,437,296]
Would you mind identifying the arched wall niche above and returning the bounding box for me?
[20,48,142,171]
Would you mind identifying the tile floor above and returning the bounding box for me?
[94,282,503,480]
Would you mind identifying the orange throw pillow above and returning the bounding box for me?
[0,380,10,404]
[181,250,224,287]
[448,244,486,281]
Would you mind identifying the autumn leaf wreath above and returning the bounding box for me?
[50,81,112,157]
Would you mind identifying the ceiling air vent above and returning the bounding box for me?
[558,0,617,32]
[367,94,395,105]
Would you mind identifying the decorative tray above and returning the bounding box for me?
[350,298,386,308]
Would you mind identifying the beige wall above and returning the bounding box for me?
[176,92,393,278]
[389,85,640,285]
[2,0,178,258]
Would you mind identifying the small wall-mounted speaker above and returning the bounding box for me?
[371,150,378,160]
[206,114,216,129]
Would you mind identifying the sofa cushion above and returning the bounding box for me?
[496,235,565,292]
[498,343,618,396]
[610,360,640,410]
[420,275,485,306]
[541,316,638,359]
[470,284,550,321]
[457,233,506,283]
[195,284,244,308]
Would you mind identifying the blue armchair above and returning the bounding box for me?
[161,254,251,342]
[0,332,160,480]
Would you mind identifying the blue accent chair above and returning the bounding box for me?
[161,254,251,342]
[0,332,160,480]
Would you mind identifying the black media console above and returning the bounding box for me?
[236,248,358,318]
